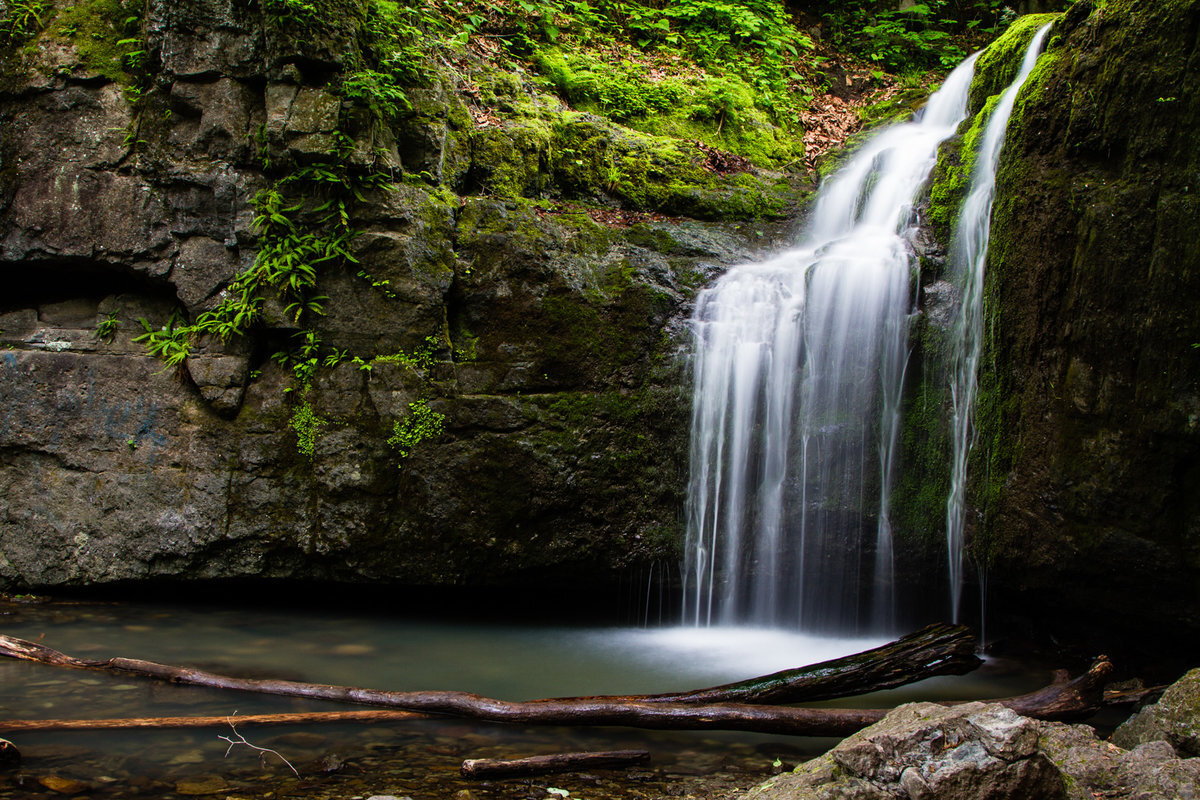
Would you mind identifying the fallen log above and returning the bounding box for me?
[1001,655,1114,722]
[605,622,982,705]
[0,632,1112,736]
[0,623,977,711]
[461,750,650,779]
[0,709,427,733]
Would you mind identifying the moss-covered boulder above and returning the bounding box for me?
[1112,668,1200,757]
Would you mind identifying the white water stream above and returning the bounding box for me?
[945,24,1054,624]
[683,54,980,634]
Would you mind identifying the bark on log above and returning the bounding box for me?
[630,623,981,705]
[0,633,1111,736]
[0,709,426,733]
[999,655,1114,722]
[461,750,650,779]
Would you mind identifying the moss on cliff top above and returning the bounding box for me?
[967,12,1061,114]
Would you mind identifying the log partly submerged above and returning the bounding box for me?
[460,750,650,779]
[0,623,976,710]
[608,622,982,705]
[0,632,1113,736]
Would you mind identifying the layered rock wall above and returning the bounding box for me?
[0,0,801,590]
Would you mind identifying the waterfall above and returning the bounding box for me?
[945,23,1053,625]
[683,54,979,633]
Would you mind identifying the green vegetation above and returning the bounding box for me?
[133,314,190,369]
[0,0,50,45]
[818,0,1071,74]
[93,311,119,342]
[290,396,327,459]
[388,400,446,460]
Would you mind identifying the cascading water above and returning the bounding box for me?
[683,54,980,634]
[945,24,1053,625]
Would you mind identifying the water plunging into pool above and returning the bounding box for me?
[683,54,980,634]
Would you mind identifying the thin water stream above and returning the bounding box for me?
[945,23,1054,625]
[0,598,1046,799]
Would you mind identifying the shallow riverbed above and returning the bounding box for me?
[0,598,1045,799]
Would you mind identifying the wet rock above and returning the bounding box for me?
[1111,667,1200,757]
[37,775,91,795]
[174,775,231,795]
[185,354,250,415]
[0,0,774,595]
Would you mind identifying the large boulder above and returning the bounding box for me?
[1111,668,1200,757]
[744,703,1063,800]
[747,698,1200,800]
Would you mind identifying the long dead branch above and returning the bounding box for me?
[461,750,650,779]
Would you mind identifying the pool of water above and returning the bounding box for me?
[0,598,1047,799]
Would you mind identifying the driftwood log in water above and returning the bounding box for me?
[0,632,1113,736]
[460,750,651,778]
[0,623,976,709]
[0,709,427,733]
[608,622,982,704]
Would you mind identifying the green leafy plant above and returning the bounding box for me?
[94,311,120,341]
[133,314,191,368]
[0,0,50,45]
[388,400,445,460]
[343,68,412,121]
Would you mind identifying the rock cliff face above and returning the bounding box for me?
[0,0,803,591]
[979,0,1200,652]
[911,0,1200,654]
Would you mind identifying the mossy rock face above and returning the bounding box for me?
[970,0,1200,654]
[465,113,808,221]
[0,0,787,595]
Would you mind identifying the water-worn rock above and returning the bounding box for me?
[973,0,1200,655]
[1111,667,1200,757]
[747,699,1200,800]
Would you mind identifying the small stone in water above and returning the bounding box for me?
[174,775,230,795]
[331,643,375,656]
[37,775,90,794]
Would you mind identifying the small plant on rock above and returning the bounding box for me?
[388,400,445,461]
